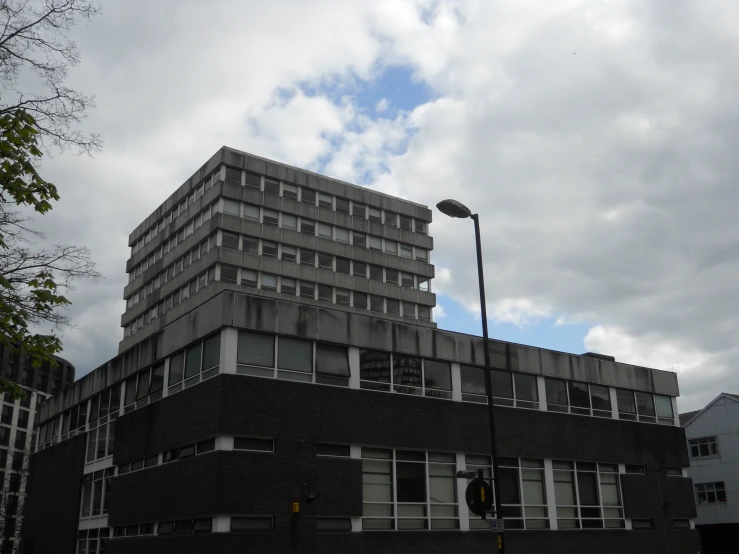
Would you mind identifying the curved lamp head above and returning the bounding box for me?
[436,199,472,219]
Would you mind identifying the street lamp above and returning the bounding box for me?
[437,199,505,554]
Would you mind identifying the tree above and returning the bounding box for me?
[0,1,102,398]
[0,0,102,153]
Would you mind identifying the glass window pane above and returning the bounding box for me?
[545,378,568,407]
[184,343,202,379]
[636,392,656,416]
[461,365,486,395]
[492,370,513,399]
[315,344,350,377]
[396,461,426,502]
[500,467,521,504]
[577,472,599,506]
[393,355,422,388]
[237,331,274,367]
[568,382,590,408]
[616,389,636,414]
[515,374,538,402]
[278,337,312,373]
[359,350,391,384]
[424,360,452,392]
[150,364,164,394]
[203,335,220,370]
[169,352,184,385]
[590,385,611,412]
[654,395,674,419]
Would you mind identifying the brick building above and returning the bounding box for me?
[22,147,700,553]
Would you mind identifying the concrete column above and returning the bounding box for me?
[161,357,170,396]
[537,376,547,411]
[213,515,230,533]
[671,397,680,426]
[457,453,470,531]
[451,363,462,402]
[221,327,238,375]
[351,445,362,532]
[348,347,361,389]
[543,459,558,530]
[609,388,619,419]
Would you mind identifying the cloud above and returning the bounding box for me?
[376,98,389,113]
[30,0,739,415]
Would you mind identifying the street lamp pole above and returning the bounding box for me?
[437,200,504,554]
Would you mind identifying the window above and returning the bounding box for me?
[369,265,383,281]
[548,380,611,417]
[302,189,316,204]
[261,274,277,291]
[384,212,397,227]
[353,232,366,246]
[300,282,314,299]
[461,366,532,407]
[400,272,414,287]
[263,209,279,226]
[370,295,384,313]
[336,288,350,306]
[416,248,428,261]
[336,198,349,213]
[617,390,660,423]
[384,240,397,255]
[222,231,239,250]
[354,292,368,310]
[318,222,332,238]
[237,331,274,377]
[264,179,280,195]
[1,405,12,425]
[281,245,297,263]
[283,183,298,199]
[385,269,399,284]
[361,448,458,530]
[553,461,624,528]
[368,207,382,222]
[360,350,391,391]
[226,167,242,184]
[300,249,315,267]
[220,265,238,284]
[402,301,415,318]
[315,344,350,386]
[545,378,569,412]
[319,193,333,208]
[386,298,400,315]
[262,241,278,258]
[223,199,240,216]
[400,243,413,258]
[318,284,333,302]
[353,261,367,278]
[368,235,382,251]
[352,203,365,217]
[242,269,257,287]
[336,227,350,242]
[278,337,313,381]
[336,257,351,275]
[625,465,646,474]
[632,519,654,529]
[496,458,549,529]
[245,172,260,189]
[244,203,260,220]
[318,253,333,270]
[418,277,429,291]
[301,219,316,235]
[654,394,674,424]
[615,389,637,421]
[281,278,296,296]
[695,482,727,504]
[400,215,412,230]
[665,467,683,477]
[423,360,452,399]
[282,213,297,230]
[231,517,273,531]
[689,436,718,458]
[673,519,691,529]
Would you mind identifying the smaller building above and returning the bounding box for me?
[681,392,739,553]
[0,346,75,553]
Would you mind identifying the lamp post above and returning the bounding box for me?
[437,199,504,554]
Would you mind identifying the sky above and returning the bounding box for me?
[17,0,739,412]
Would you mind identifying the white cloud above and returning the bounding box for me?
[30,0,739,417]
[376,98,389,112]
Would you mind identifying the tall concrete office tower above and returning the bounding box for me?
[23,148,699,554]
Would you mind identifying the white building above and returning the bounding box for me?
[681,392,739,551]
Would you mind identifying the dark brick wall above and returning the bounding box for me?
[22,434,86,554]
[103,374,700,554]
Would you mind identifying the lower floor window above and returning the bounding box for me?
[695,482,726,504]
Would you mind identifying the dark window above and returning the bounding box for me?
[184,343,202,380]
[193,518,213,533]
[673,519,690,529]
[415,220,426,233]
[220,265,238,284]
[401,272,414,287]
[336,258,351,275]
[616,389,637,420]
[158,522,174,535]
[234,437,274,452]
[336,288,350,306]
[336,198,349,213]
[0,406,12,426]
[315,344,350,386]
[281,278,296,295]
[665,467,683,477]
[384,211,397,226]
[197,439,216,454]
[632,519,654,530]
[461,365,486,403]
[424,360,452,398]
[400,215,412,230]
[243,235,259,254]
[353,232,366,246]
[394,355,422,393]
[396,460,425,502]
[11,451,23,471]
[300,249,315,267]
[369,295,384,312]
[545,378,568,412]
[264,179,280,195]
[135,370,149,400]
[281,245,297,263]
[568,381,590,414]
[385,269,399,284]
[318,253,333,270]
[301,219,316,235]
[492,370,514,406]
[278,337,312,373]
[179,444,196,458]
[625,465,646,474]
[316,443,351,457]
[352,203,365,217]
[370,265,383,281]
[169,352,184,386]
[245,172,261,189]
[225,167,241,184]
[360,350,391,390]
[302,189,315,204]
[237,331,275,368]
[300,282,314,299]
[353,261,367,278]
[354,292,368,310]
[386,298,400,315]
[174,520,194,534]
[318,284,333,301]
[283,184,298,199]
[316,518,352,531]
[150,364,165,395]
[262,241,278,258]
[124,376,137,406]
[319,193,333,208]
[145,455,158,467]
[263,209,279,226]
[514,374,538,409]
[635,392,656,423]
[590,385,611,415]
[222,232,239,250]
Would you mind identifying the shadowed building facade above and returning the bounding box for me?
[22,148,699,554]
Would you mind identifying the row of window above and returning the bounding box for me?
[0,405,30,429]
[220,199,429,259]
[220,231,431,289]
[695,482,726,504]
[131,165,429,259]
[80,468,114,519]
[129,199,218,282]
[688,436,718,459]
[127,233,217,307]
[0,426,26,450]
[219,267,432,319]
[77,528,109,554]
